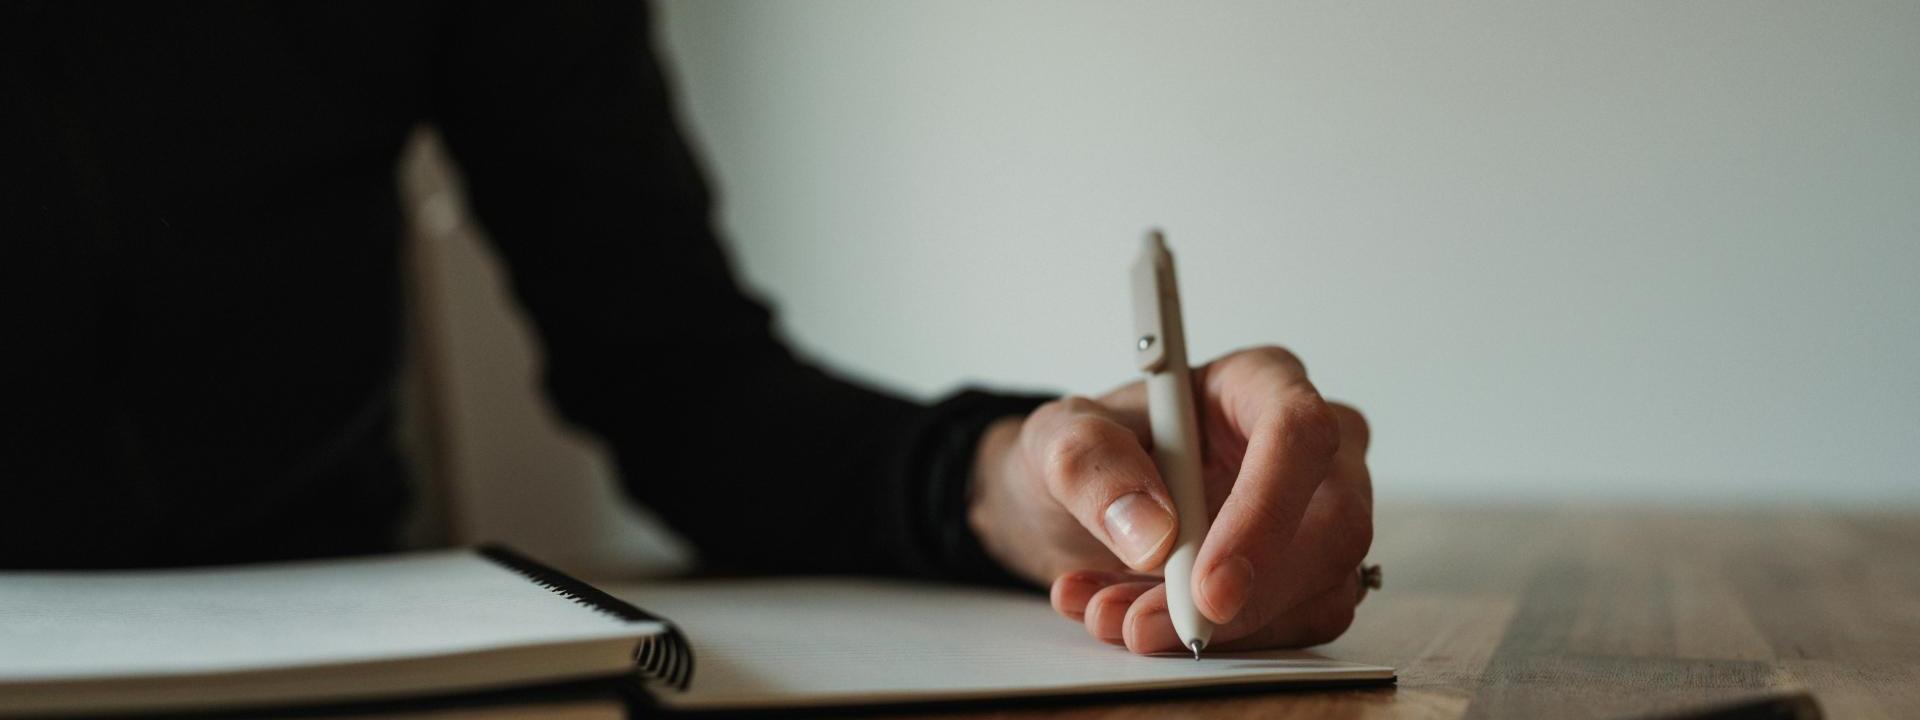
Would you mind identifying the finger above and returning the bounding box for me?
[1328,401,1374,507]
[1328,401,1371,457]
[1121,561,1365,654]
[1051,569,1150,621]
[1201,404,1374,634]
[1118,583,1176,654]
[1191,347,1344,624]
[1084,581,1157,645]
[1225,472,1371,633]
[1210,568,1363,650]
[1019,396,1179,571]
[1225,403,1373,624]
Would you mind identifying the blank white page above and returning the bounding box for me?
[0,551,661,680]
[611,578,1392,709]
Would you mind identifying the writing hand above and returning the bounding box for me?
[969,346,1373,653]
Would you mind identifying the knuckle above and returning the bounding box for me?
[1282,395,1342,460]
[1056,395,1101,415]
[1329,402,1369,447]
[1026,398,1072,431]
[1025,397,1091,449]
[1044,417,1121,490]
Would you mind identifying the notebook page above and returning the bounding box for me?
[611,578,1391,709]
[0,551,661,680]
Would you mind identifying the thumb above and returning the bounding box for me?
[1018,396,1178,571]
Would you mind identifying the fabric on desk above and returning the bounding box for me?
[0,0,1051,581]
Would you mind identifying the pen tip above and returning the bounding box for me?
[1189,640,1204,660]
[1144,228,1166,251]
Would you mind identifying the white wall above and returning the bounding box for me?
[657,1,1920,505]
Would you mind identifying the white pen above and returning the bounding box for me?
[1130,229,1213,659]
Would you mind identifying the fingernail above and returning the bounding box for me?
[1089,595,1130,643]
[1203,555,1255,623]
[1103,493,1175,567]
[1127,609,1181,654]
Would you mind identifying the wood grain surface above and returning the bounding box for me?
[869,503,1920,720]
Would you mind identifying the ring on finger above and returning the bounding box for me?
[1355,564,1382,605]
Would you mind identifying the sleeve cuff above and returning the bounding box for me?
[894,388,1054,587]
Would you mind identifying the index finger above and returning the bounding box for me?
[1190,347,1342,625]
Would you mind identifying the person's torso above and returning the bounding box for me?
[1,1,444,567]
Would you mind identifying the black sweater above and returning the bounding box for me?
[0,0,1046,577]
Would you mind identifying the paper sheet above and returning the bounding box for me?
[612,578,1392,709]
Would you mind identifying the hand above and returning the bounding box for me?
[968,346,1373,653]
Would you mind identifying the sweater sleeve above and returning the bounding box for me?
[427,0,1049,580]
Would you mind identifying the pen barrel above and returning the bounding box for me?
[1146,364,1214,649]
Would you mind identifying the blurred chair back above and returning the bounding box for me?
[396,130,692,578]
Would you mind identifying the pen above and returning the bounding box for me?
[1130,229,1213,659]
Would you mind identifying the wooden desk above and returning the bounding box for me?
[884,504,1920,719]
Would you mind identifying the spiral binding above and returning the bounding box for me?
[477,544,695,691]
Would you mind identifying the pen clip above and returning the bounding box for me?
[1132,229,1176,374]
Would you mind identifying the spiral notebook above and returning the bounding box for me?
[0,548,1392,717]
[0,547,687,718]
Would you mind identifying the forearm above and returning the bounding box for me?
[599,355,915,575]
[597,353,1049,579]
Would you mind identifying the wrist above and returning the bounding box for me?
[967,416,1044,586]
